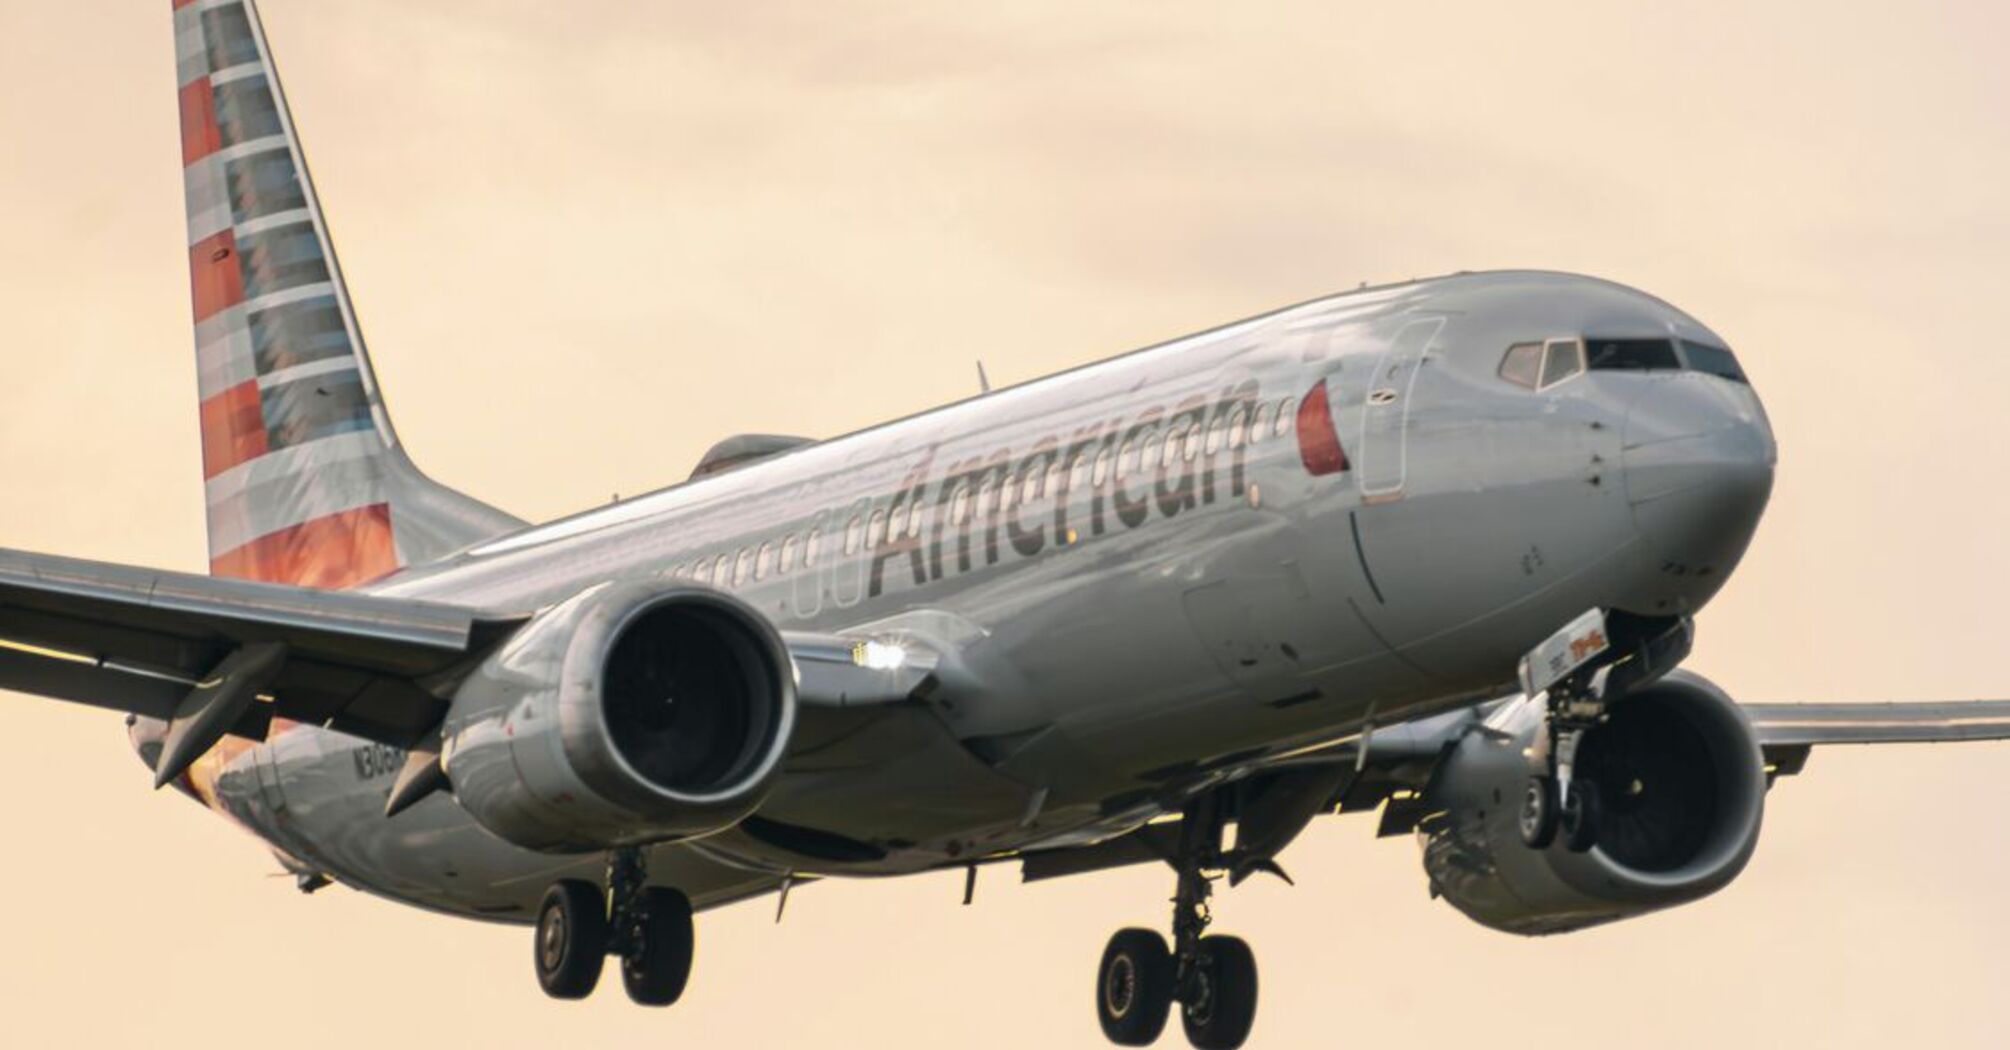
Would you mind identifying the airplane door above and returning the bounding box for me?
[1353,317,1444,503]
[791,510,827,619]
[828,498,871,609]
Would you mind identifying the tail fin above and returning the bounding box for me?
[173,0,522,589]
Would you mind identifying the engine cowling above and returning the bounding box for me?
[441,581,797,852]
[1420,671,1766,935]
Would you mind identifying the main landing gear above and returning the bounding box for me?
[534,847,695,1006]
[1095,796,1259,1050]
[1519,670,1605,854]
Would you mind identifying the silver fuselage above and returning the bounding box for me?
[187,271,1776,923]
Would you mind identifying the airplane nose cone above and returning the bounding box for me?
[1622,377,1776,582]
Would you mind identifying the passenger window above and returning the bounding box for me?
[1540,338,1584,387]
[804,527,821,567]
[1250,403,1271,443]
[754,542,773,580]
[1225,408,1246,449]
[843,516,862,555]
[888,496,905,538]
[779,535,797,572]
[733,548,752,586]
[1092,448,1111,486]
[907,499,923,535]
[1499,343,1543,388]
[867,509,887,546]
[1204,417,1225,455]
[713,554,731,584]
[950,484,971,524]
[1585,338,1679,372]
[1021,468,1040,504]
[1274,398,1296,437]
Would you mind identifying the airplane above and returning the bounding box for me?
[3,3,2006,1048]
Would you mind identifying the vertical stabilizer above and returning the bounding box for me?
[173,0,522,589]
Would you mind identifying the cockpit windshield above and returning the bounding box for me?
[1585,338,1680,372]
[1680,340,1747,383]
[1498,337,1748,388]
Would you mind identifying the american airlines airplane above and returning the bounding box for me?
[5,4,2006,1048]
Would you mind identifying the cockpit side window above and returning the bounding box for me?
[1540,338,1584,387]
[1498,342,1542,388]
[1585,338,1680,372]
[1680,340,1747,383]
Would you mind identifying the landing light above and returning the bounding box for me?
[853,640,908,671]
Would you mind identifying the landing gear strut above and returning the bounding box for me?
[1520,670,1606,853]
[533,848,695,1006]
[1095,795,1259,1050]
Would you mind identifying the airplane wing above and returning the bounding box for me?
[0,547,525,757]
[1741,701,2010,777]
[1741,701,2010,746]
[1023,695,2010,883]
[2,546,939,792]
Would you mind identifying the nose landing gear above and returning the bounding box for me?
[1094,795,1260,1050]
[532,848,696,1006]
[1519,670,1608,854]
[1512,608,1693,856]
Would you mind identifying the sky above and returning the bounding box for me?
[2,1,2008,1046]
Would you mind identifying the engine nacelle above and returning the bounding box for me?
[1420,671,1766,935]
[441,581,797,852]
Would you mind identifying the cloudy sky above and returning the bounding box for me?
[2,1,2007,1046]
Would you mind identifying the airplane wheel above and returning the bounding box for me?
[622,887,696,1006]
[1562,780,1602,853]
[1097,927,1175,1046]
[535,879,609,1000]
[1518,775,1559,849]
[1181,935,1258,1050]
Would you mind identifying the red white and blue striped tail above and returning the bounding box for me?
[173,0,521,589]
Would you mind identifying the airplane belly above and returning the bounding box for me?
[220,727,787,920]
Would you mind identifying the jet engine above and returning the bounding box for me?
[1419,671,1766,934]
[441,580,797,852]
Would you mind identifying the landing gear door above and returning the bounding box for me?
[1354,317,1444,503]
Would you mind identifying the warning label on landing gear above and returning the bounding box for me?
[1518,608,1611,698]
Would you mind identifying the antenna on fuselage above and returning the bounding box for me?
[976,361,992,394]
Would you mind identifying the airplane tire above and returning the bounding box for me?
[1518,775,1559,849]
[535,879,609,1000]
[1181,935,1258,1050]
[1096,927,1175,1046]
[622,887,696,1006]
[1562,780,1602,853]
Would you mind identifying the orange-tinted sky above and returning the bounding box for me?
[2,2,2007,1047]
